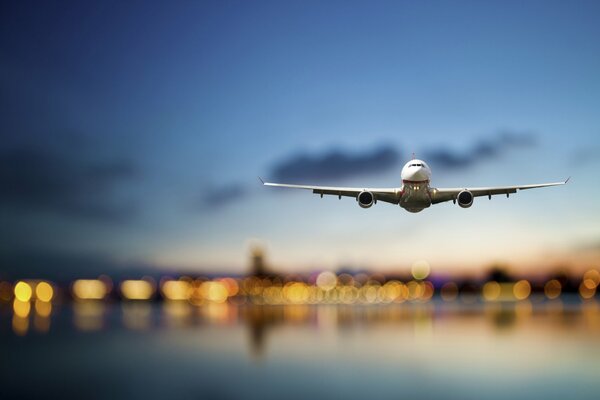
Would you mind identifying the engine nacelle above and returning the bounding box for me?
[457,190,474,208]
[357,191,375,208]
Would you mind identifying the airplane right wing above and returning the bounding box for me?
[430,178,570,204]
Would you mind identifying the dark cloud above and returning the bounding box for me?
[197,183,247,209]
[0,145,139,220]
[570,145,600,166]
[270,145,400,183]
[425,130,537,170]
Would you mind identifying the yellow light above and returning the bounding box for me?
[406,280,424,300]
[544,279,562,299]
[120,280,155,300]
[316,271,337,291]
[513,280,531,300]
[73,301,105,331]
[73,279,108,300]
[411,260,430,280]
[35,300,52,317]
[35,282,54,302]
[284,282,309,304]
[13,299,31,318]
[12,315,29,336]
[482,281,501,301]
[381,281,402,302]
[14,281,32,302]
[200,281,229,303]
[161,280,191,300]
[440,282,458,302]
[362,285,378,303]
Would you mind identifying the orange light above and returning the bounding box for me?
[513,280,531,300]
[482,281,501,301]
[583,269,600,287]
[35,282,54,302]
[579,282,596,299]
[544,279,562,299]
[35,300,52,317]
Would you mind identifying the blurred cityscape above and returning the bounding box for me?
[2,246,598,337]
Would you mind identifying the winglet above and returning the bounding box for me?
[564,176,571,184]
[258,176,265,185]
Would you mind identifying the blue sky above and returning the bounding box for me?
[1,0,600,278]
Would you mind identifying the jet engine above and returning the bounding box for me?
[357,191,375,208]
[457,190,474,208]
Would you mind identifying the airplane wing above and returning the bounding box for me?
[430,178,570,204]
[261,179,401,204]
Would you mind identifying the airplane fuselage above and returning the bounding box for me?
[399,160,433,213]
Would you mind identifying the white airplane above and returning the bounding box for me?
[261,159,568,213]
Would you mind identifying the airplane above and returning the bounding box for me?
[261,158,569,213]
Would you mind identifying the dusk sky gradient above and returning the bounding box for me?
[1,0,600,279]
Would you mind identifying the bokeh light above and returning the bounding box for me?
[411,260,430,280]
[161,280,191,301]
[14,281,32,302]
[316,271,337,291]
[72,279,109,300]
[200,281,229,303]
[120,279,155,300]
[35,282,54,302]
[513,280,531,300]
[482,281,501,301]
[544,279,562,300]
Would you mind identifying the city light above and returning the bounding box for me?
[160,280,191,301]
[72,279,109,300]
[513,280,531,300]
[120,280,155,300]
[14,281,32,302]
[544,280,562,299]
[35,282,54,302]
[411,260,430,280]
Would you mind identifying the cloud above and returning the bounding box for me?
[0,145,139,220]
[270,144,400,183]
[196,183,247,210]
[570,145,600,166]
[425,130,537,170]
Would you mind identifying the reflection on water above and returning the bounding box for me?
[1,300,600,400]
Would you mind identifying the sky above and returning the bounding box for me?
[1,0,600,279]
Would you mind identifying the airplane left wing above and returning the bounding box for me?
[430,178,570,204]
[261,180,401,205]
